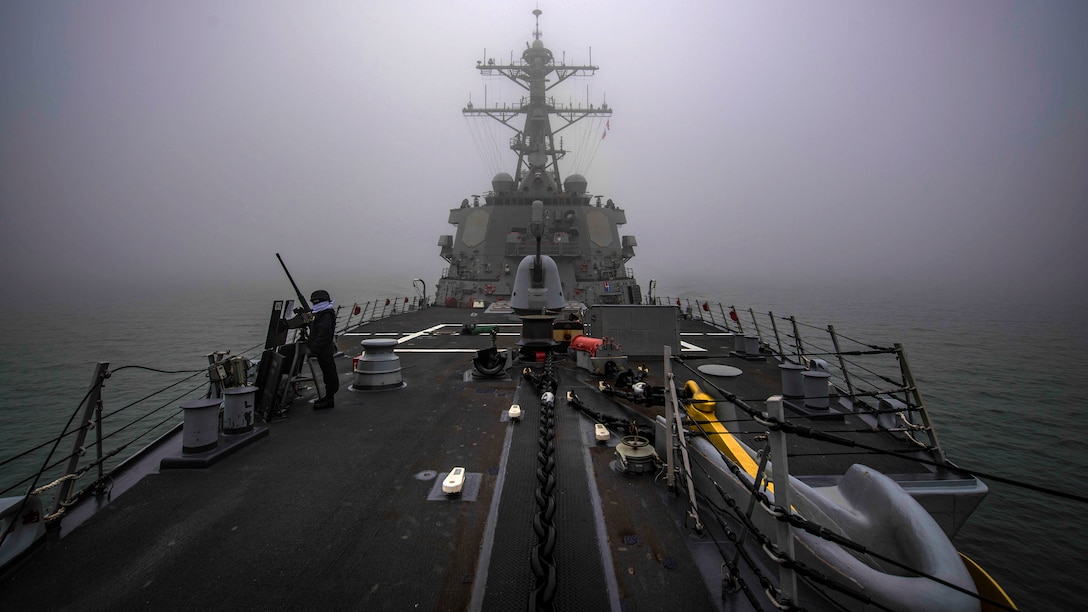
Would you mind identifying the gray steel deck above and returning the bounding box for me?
[0,307,720,610]
[0,306,959,611]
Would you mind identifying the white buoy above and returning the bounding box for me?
[443,467,466,495]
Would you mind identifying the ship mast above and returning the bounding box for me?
[464,9,612,194]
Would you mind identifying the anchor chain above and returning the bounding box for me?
[566,390,645,439]
[525,355,559,611]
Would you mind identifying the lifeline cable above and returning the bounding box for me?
[674,357,1088,505]
[0,367,106,550]
[29,378,206,492]
[682,428,898,612]
[684,418,1017,612]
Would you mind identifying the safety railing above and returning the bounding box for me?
[660,295,946,462]
[0,362,215,523]
[333,295,425,334]
[0,293,421,528]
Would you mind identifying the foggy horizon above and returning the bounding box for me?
[2,1,1085,307]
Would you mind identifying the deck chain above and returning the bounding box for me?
[525,355,559,612]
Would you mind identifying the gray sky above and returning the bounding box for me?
[2,1,1085,303]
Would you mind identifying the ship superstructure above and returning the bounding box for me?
[436,10,639,308]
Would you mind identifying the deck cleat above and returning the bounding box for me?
[442,467,466,496]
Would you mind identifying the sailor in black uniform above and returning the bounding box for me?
[306,290,339,409]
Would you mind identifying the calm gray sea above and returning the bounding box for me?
[1,275,1084,609]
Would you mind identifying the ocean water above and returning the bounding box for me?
[1,274,1085,609]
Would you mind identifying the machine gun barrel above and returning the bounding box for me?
[275,252,310,311]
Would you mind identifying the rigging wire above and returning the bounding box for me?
[0,369,105,549]
[0,358,254,475]
[3,298,409,532]
[683,423,1017,611]
[95,379,204,446]
[98,367,206,421]
[680,432,896,611]
[770,415,1088,504]
[51,380,208,511]
[465,117,499,179]
[673,357,1088,505]
[1,333,269,500]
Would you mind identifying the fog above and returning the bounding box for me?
[2,1,1085,305]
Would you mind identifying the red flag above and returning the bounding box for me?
[729,307,738,322]
[702,302,709,312]
[385,298,391,306]
[353,305,361,316]
[601,129,607,140]
[404,297,409,303]
[676,299,681,307]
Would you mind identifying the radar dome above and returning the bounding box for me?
[563,174,588,196]
[492,172,515,193]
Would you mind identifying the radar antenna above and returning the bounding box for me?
[462,8,611,193]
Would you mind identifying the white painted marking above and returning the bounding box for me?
[680,340,707,352]
[394,349,484,353]
[397,323,448,344]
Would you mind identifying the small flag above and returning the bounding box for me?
[404,297,409,303]
[676,299,681,307]
[385,298,391,306]
[353,305,361,316]
[729,307,738,322]
[702,302,709,312]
